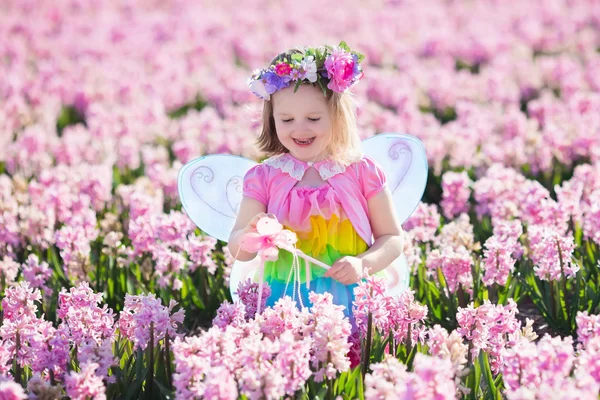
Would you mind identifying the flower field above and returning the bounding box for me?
[1,0,600,398]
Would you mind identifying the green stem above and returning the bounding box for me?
[362,311,373,379]
[165,332,172,389]
[146,322,154,399]
[14,331,21,385]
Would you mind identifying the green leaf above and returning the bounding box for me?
[294,78,303,93]
[317,79,327,97]
[479,352,499,399]
[344,367,361,398]
[338,41,351,51]
[291,54,304,63]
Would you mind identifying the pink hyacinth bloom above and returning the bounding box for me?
[119,293,184,351]
[576,336,600,385]
[57,282,116,346]
[1,281,42,322]
[365,354,456,400]
[481,235,517,286]
[426,325,469,391]
[435,213,479,251]
[457,299,521,373]
[502,334,586,396]
[258,296,310,340]
[21,254,53,297]
[402,202,441,242]
[576,311,600,348]
[582,191,600,246]
[491,219,524,258]
[186,235,218,274]
[64,362,106,400]
[78,338,117,382]
[0,376,26,400]
[426,245,474,295]
[171,327,241,400]
[441,171,473,218]
[274,330,312,395]
[236,278,272,320]
[202,366,238,400]
[0,257,19,288]
[213,301,246,329]
[0,341,11,376]
[528,226,578,281]
[308,292,352,382]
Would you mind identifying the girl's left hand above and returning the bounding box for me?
[324,256,364,285]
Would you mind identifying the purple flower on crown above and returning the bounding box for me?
[263,69,291,95]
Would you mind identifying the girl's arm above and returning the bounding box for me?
[357,187,404,275]
[227,196,267,261]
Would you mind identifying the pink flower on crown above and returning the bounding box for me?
[240,216,297,261]
[324,48,362,92]
[275,62,292,76]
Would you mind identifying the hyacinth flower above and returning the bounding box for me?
[353,274,428,380]
[116,293,185,398]
[519,224,586,336]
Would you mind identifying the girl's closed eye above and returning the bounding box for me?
[281,118,321,123]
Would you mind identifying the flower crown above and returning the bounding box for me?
[247,41,365,101]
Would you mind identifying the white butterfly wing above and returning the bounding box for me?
[362,133,428,296]
[177,154,257,242]
[362,133,428,225]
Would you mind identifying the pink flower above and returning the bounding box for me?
[236,278,272,319]
[426,325,469,391]
[0,257,19,289]
[307,292,352,382]
[325,48,362,92]
[528,226,578,281]
[213,301,246,328]
[502,334,587,396]
[365,354,456,400]
[119,293,184,351]
[441,171,473,218]
[240,216,297,261]
[274,62,292,76]
[0,376,26,400]
[202,366,238,400]
[57,282,116,346]
[21,254,53,297]
[576,311,600,348]
[426,245,474,295]
[186,235,218,273]
[481,235,517,286]
[457,299,521,373]
[64,362,106,400]
[402,202,441,242]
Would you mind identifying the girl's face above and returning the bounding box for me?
[271,84,333,163]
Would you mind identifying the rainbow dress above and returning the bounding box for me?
[242,153,388,320]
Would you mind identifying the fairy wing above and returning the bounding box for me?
[362,133,428,296]
[177,154,257,242]
[178,154,261,303]
[362,132,428,225]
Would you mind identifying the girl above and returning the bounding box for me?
[228,44,404,320]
